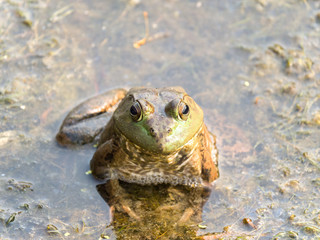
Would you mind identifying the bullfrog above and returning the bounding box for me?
[56,87,219,187]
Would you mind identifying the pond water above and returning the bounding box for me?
[0,0,319,239]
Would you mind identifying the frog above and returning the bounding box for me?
[56,87,219,187]
[56,87,253,239]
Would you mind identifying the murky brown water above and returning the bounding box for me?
[1,0,319,239]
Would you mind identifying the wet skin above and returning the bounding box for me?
[55,87,255,238]
[56,87,219,187]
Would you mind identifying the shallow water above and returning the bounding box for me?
[0,0,319,239]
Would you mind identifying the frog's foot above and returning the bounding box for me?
[177,207,194,225]
[109,205,115,222]
[155,186,206,226]
[108,179,141,221]
[109,202,141,221]
[120,204,141,221]
[156,204,196,226]
[154,203,182,213]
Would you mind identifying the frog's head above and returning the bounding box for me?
[113,87,204,154]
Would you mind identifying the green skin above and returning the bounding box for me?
[56,87,219,187]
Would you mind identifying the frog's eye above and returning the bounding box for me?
[130,101,142,121]
[178,101,190,121]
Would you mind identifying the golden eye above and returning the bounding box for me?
[178,101,190,121]
[130,101,142,121]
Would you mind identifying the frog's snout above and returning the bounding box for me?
[150,127,156,137]
[149,127,172,138]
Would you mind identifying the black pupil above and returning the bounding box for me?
[182,105,189,115]
[130,105,138,115]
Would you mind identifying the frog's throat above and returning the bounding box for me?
[108,124,206,187]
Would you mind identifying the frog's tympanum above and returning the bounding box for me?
[57,87,219,187]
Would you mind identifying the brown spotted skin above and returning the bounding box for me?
[90,122,218,187]
[57,87,219,187]
[90,87,219,187]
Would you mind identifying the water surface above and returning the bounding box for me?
[1,0,319,239]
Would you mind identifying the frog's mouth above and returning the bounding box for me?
[110,125,206,187]
[114,121,204,156]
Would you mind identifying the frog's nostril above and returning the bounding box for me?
[167,128,172,134]
[150,127,156,137]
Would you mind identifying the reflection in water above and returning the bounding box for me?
[97,180,211,239]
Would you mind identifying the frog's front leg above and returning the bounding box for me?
[56,88,127,146]
[97,180,141,221]
[90,138,116,179]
